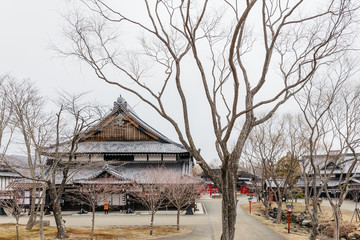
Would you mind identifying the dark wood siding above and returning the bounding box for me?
[85,122,155,142]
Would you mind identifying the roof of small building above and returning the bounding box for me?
[0,162,21,178]
[0,171,20,177]
[265,179,287,188]
[7,182,44,189]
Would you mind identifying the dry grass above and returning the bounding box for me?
[241,201,360,240]
[0,224,193,240]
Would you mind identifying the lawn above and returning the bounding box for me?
[0,224,193,240]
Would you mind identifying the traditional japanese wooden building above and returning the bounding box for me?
[297,152,360,198]
[45,96,193,171]
[10,96,194,210]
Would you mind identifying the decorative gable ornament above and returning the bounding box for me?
[113,95,128,111]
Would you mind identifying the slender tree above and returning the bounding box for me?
[0,74,14,156]
[131,167,168,235]
[321,83,360,240]
[1,87,104,239]
[69,180,121,240]
[0,190,26,240]
[295,75,349,240]
[5,76,52,231]
[44,91,104,239]
[246,117,297,224]
[59,1,358,238]
[164,170,204,230]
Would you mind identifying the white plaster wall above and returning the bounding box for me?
[163,154,176,161]
[0,177,13,191]
[134,154,147,161]
[91,155,104,162]
[149,154,161,161]
[75,156,90,162]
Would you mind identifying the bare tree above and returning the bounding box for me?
[4,76,52,231]
[245,117,296,224]
[295,75,349,240]
[43,91,103,239]
[163,170,204,230]
[2,89,103,239]
[0,190,26,240]
[321,83,360,240]
[131,167,168,235]
[59,1,358,239]
[69,180,122,240]
[0,74,14,155]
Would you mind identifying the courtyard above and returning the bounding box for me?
[0,197,285,240]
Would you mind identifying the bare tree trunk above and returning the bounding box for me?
[39,191,46,240]
[150,211,155,235]
[49,186,68,239]
[91,203,95,240]
[309,205,319,240]
[177,209,180,231]
[333,204,341,240]
[263,197,270,218]
[220,167,237,240]
[16,218,19,240]
[26,187,37,230]
[53,202,68,239]
[276,201,282,224]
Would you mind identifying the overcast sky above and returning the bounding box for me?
[1,1,349,163]
[0,1,224,161]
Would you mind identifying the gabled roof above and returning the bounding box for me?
[76,164,125,181]
[82,96,177,144]
[44,96,188,155]
[301,152,360,174]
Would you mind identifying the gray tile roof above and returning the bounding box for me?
[11,161,200,188]
[46,141,187,154]
[0,163,21,177]
[0,171,20,177]
[50,161,186,185]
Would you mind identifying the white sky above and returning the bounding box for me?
[0,1,223,161]
[1,1,353,162]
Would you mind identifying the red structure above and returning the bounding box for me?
[287,205,293,233]
[206,184,219,197]
[240,186,250,195]
[248,197,253,214]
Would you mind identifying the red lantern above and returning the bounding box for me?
[286,205,293,234]
[248,197,253,214]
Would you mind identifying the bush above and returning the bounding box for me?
[322,222,357,239]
